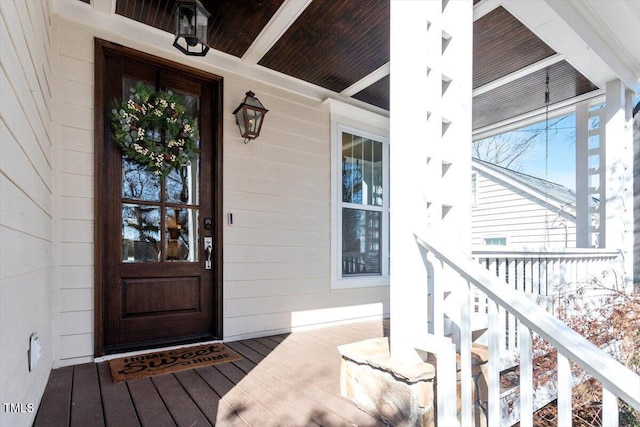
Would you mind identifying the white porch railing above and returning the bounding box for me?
[416,229,640,427]
[471,248,622,365]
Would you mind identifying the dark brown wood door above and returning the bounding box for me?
[95,41,223,355]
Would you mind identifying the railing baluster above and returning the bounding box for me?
[558,256,567,292]
[527,258,540,301]
[430,253,445,337]
[439,339,460,426]
[497,258,507,354]
[464,246,633,425]
[507,258,517,352]
[557,353,572,426]
[460,280,473,427]
[602,388,619,426]
[488,300,501,426]
[519,323,533,427]
[540,257,547,297]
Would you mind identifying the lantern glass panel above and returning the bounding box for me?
[235,109,246,136]
[247,108,261,134]
[177,5,195,37]
[196,8,207,41]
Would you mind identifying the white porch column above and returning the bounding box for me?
[389,0,472,363]
[575,101,591,248]
[575,101,606,248]
[604,79,634,285]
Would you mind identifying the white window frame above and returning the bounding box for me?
[326,99,390,289]
[471,172,478,207]
[482,236,508,246]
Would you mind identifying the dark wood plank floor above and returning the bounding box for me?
[34,319,390,427]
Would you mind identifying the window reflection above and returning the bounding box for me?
[166,166,199,205]
[122,204,161,262]
[342,208,381,275]
[342,133,383,206]
[165,208,199,262]
[122,158,161,201]
[119,79,202,264]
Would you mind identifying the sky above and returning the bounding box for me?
[476,85,640,192]
[475,113,578,190]
[508,113,577,191]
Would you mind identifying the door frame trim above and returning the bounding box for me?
[94,39,224,356]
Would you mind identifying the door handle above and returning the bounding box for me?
[204,237,212,270]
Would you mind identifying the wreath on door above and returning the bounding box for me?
[110,82,199,177]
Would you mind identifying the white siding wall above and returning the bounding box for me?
[471,170,577,248]
[0,1,55,426]
[51,17,389,364]
[223,78,389,340]
[55,18,95,366]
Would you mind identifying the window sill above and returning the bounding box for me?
[332,275,389,290]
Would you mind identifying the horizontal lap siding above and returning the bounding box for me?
[472,170,577,247]
[57,22,95,366]
[223,79,332,338]
[51,20,389,360]
[223,77,388,340]
[0,1,54,426]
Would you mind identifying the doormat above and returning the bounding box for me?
[109,343,242,382]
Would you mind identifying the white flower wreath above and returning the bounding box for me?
[110,82,199,177]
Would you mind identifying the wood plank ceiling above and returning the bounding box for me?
[112,0,599,131]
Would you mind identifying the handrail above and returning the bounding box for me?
[469,246,624,371]
[471,247,620,259]
[415,228,640,412]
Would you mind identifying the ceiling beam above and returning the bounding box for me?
[54,0,388,118]
[241,0,313,65]
[473,53,564,97]
[339,62,390,98]
[92,0,116,15]
[472,89,604,141]
[505,0,637,91]
[474,0,502,21]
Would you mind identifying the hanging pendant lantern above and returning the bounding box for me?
[173,0,211,56]
[233,91,269,143]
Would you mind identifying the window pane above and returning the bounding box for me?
[165,165,199,205]
[164,89,200,204]
[122,158,161,201]
[165,208,199,261]
[122,204,161,262]
[342,132,383,206]
[342,208,381,275]
[484,237,506,246]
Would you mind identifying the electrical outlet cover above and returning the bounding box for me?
[29,333,41,372]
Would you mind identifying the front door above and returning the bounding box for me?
[95,41,223,355]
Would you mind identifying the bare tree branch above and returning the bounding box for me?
[473,115,572,169]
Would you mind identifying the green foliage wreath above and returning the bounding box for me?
[110,82,199,177]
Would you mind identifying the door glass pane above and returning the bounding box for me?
[122,158,161,201]
[165,165,199,205]
[119,79,202,264]
[342,208,381,275]
[164,89,200,204]
[122,204,161,262]
[172,89,200,117]
[165,208,199,261]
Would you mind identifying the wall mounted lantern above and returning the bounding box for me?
[173,0,210,56]
[233,91,269,143]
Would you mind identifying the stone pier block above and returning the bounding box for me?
[338,338,436,426]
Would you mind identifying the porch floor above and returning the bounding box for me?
[34,319,389,427]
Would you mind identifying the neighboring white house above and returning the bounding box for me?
[471,158,598,248]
